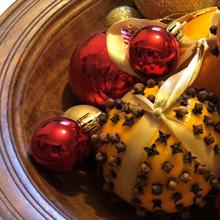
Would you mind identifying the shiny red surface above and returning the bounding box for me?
[30,117,89,172]
[129,25,179,78]
[69,31,137,107]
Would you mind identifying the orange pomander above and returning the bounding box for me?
[94,81,220,216]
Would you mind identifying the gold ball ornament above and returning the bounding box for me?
[134,0,217,19]
[105,6,142,27]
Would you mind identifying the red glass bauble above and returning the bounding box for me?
[129,25,179,78]
[30,117,89,172]
[69,31,138,107]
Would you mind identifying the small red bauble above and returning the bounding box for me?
[30,117,89,172]
[69,32,137,107]
[129,25,179,78]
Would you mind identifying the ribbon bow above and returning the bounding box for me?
[113,39,220,203]
[133,40,212,170]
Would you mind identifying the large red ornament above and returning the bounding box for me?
[129,25,179,78]
[30,117,89,172]
[69,32,137,107]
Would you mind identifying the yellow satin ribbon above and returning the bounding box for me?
[113,39,218,203]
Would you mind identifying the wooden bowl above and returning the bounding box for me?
[0,0,217,219]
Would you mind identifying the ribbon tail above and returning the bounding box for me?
[155,39,208,112]
[134,94,154,112]
[162,115,220,176]
[114,114,160,202]
[177,38,197,69]
[118,92,159,202]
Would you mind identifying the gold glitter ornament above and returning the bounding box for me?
[105,6,142,27]
[134,0,217,19]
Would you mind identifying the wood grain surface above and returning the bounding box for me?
[0,0,218,220]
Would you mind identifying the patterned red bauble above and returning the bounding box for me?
[129,25,179,78]
[69,32,137,107]
[30,117,89,172]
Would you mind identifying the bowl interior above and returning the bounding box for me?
[11,0,217,219]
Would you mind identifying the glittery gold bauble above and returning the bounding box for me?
[105,6,142,27]
[134,0,217,19]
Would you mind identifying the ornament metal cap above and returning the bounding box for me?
[77,112,101,135]
[64,105,102,135]
[166,20,185,41]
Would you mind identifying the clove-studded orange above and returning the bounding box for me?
[94,81,220,215]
